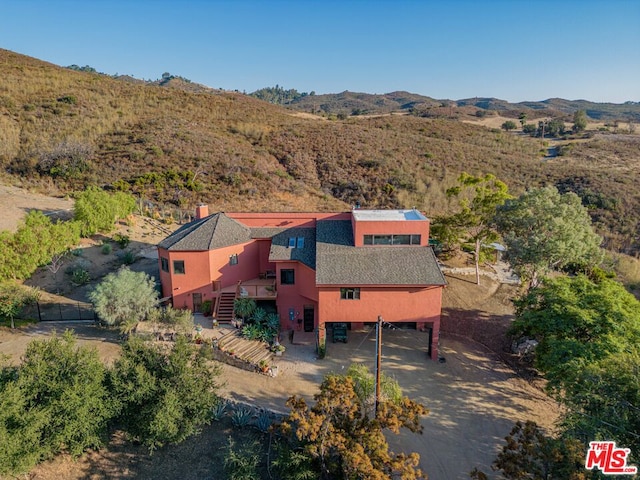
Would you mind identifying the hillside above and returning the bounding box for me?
[0,48,638,254]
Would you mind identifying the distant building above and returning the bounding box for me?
[157,206,446,359]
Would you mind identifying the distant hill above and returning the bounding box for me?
[0,48,638,254]
[252,87,639,122]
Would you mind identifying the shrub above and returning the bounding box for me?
[89,267,157,327]
[70,268,90,285]
[101,243,112,255]
[109,336,220,451]
[113,233,130,248]
[224,437,261,480]
[117,250,136,265]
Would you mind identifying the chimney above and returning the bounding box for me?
[195,204,209,220]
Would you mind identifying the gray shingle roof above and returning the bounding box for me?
[157,213,251,251]
[268,228,316,269]
[315,220,446,286]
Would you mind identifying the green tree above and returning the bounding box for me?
[501,120,517,132]
[0,332,113,475]
[545,118,566,137]
[0,282,40,328]
[518,112,528,128]
[572,109,588,133]
[511,275,640,454]
[109,336,220,451]
[438,173,511,284]
[470,421,587,480]
[279,372,427,480]
[89,266,158,328]
[522,123,537,136]
[74,186,135,236]
[495,186,602,288]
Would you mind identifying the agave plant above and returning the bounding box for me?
[212,399,229,421]
[255,409,272,433]
[231,407,254,428]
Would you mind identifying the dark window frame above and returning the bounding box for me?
[161,257,169,272]
[340,287,361,300]
[173,260,185,275]
[363,234,422,246]
[280,269,295,285]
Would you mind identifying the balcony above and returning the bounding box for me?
[236,278,277,299]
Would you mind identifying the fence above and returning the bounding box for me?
[20,302,97,322]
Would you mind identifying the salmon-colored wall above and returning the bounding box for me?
[352,218,430,247]
[318,285,443,359]
[275,261,318,331]
[159,241,260,311]
[257,239,274,274]
[208,241,260,289]
[158,249,212,310]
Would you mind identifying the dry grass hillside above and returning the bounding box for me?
[0,49,639,253]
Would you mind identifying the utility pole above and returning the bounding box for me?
[374,315,383,417]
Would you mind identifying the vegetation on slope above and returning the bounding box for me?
[0,49,638,253]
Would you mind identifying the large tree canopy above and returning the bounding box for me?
[495,186,602,287]
[109,336,220,451]
[512,274,640,455]
[279,370,427,480]
[0,332,112,475]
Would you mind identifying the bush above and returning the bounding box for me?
[101,243,112,255]
[109,336,220,451]
[89,267,157,327]
[0,332,112,475]
[113,233,130,248]
[224,437,261,480]
[74,187,135,236]
[70,268,90,285]
[117,250,136,265]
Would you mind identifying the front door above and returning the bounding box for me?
[192,293,202,313]
[303,306,314,332]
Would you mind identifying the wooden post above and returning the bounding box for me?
[374,315,383,417]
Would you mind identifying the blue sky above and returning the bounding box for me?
[1,0,638,103]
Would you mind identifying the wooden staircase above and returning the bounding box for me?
[216,292,236,323]
[217,329,274,365]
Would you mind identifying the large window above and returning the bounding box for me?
[229,253,238,265]
[340,287,360,300]
[363,234,421,245]
[161,257,169,272]
[173,260,185,275]
[281,269,295,285]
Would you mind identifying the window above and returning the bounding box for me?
[280,269,295,285]
[340,287,360,300]
[229,253,238,265]
[161,257,169,272]
[363,234,422,245]
[173,260,185,275]
[288,237,296,248]
[296,237,304,248]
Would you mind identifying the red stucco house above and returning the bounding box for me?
[157,206,446,359]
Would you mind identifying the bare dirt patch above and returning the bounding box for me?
[0,183,74,232]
